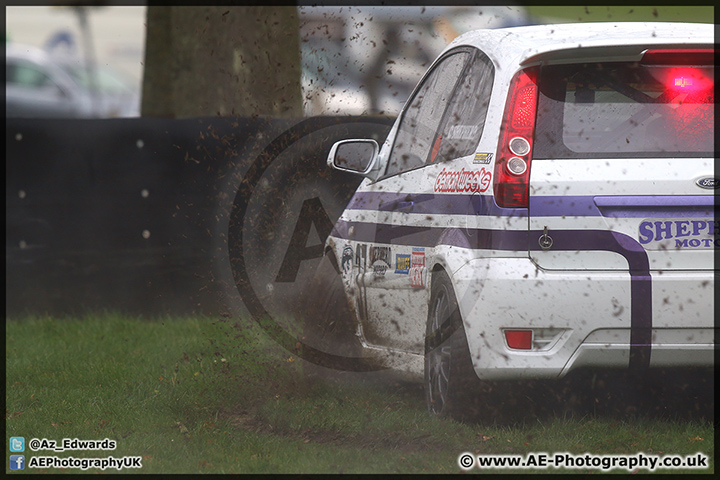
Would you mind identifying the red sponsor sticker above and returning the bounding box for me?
[430,135,443,163]
[410,248,425,288]
[434,167,491,193]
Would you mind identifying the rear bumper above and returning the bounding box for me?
[566,328,714,373]
[452,257,715,380]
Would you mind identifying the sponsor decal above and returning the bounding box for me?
[430,135,443,163]
[341,245,354,276]
[448,125,479,140]
[395,254,411,274]
[695,177,719,189]
[355,243,367,269]
[370,246,392,277]
[410,247,425,288]
[638,218,719,249]
[434,167,491,193]
[473,152,493,165]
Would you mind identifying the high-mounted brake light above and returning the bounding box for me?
[493,67,539,208]
[665,68,713,94]
[674,77,693,88]
[640,49,714,96]
[640,48,714,66]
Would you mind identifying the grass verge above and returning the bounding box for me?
[525,6,713,23]
[5,314,714,474]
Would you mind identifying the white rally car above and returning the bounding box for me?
[318,22,714,419]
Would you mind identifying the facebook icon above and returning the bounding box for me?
[10,455,25,470]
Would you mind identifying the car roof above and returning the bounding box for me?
[6,43,53,63]
[447,22,714,68]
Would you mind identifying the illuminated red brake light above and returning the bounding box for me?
[666,68,713,94]
[511,85,537,129]
[641,49,714,96]
[493,67,539,208]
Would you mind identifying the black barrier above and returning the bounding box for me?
[5,116,393,317]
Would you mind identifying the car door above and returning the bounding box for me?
[350,47,494,353]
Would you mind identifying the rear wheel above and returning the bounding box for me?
[425,269,482,422]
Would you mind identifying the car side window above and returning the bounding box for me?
[384,51,469,178]
[8,61,53,89]
[432,51,495,163]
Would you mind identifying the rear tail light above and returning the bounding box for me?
[506,157,527,175]
[509,137,531,156]
[493,67,539,208]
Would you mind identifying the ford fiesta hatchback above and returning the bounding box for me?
[315,22,714,420]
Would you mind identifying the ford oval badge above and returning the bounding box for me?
[695,177,720,189]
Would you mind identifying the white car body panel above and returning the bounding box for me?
[325,22,714,382]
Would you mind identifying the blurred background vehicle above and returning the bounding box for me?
[6,5,529,118]
[5,5,144,119]
[6,6,712,119]
[6,43,140,118]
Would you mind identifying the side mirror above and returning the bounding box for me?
[327,139,379,180]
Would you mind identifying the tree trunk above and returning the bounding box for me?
[142,6,302,118]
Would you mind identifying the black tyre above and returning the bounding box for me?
[425,269,483,422]
[299,253,362,368]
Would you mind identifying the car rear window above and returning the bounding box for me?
[534,61,714,158]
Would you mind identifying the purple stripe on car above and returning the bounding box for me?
[345,191,713,219]
[330,220,652,369]
[594,195,716,208]
[531,195,713,218]
[526,229,652,369]
[345,191,527,217]
[592,195,715,219]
